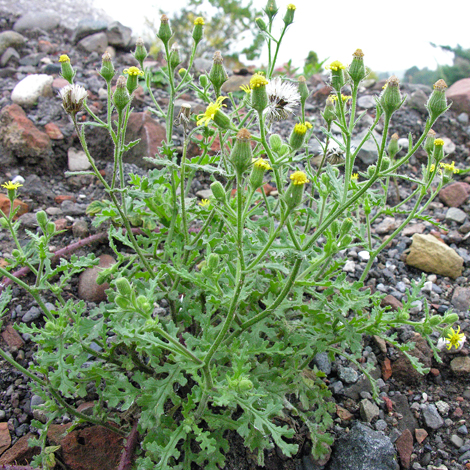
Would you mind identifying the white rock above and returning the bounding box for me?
[421,281,433,293]
[67,147,91,171]
[358,250,370,261]
[11,74,53,106]
[343,260,355,273]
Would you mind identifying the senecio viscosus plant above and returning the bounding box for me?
[0,0,467,468]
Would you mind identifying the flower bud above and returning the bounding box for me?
[250,73,269,112]
[429,315,442,327]
[443,313,459,324]
[423,129,436,155]
[209,51,228,96]
[192,17,204,44]
[210,181,226,201]
[380,156,391,171]
[213,108,232,130]
[249,158,271,189]
[123,66,144,94]
[115,295,131,309]
[279,144,289,156]
[340,218,353,237]
[327,60,346,91]
[199,74,209,89]
[348,49,366,85]
[264,0,279,20]
[231,129,253,177]
[59,54,75,84]
[367,165,376,178]
[157,14,172,45]
[364,197,371,215]
[388,133,399,159]
[270,134,282,152]
[283,3,296,25]
[207,253,220,271]
[264,0,278,20]
[36,210,47,227]
[322,96,337,124]
[298,75,309,105]
[115,277,132,296]
[433,138,445,162]
[46,221,56,235]
[0,217,8,229]
[136,295,151,313]
[134,38,148,69]
[427,79,449,122]
[113,75,131,113]
[284,171,309,210]
[255,17,268,32]
[100,51,115,84]
[11,249,20,258]
[380,76,405,117]
[169,42,181,70]
[289,122,311,150]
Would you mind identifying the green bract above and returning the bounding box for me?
[0,2,459,469]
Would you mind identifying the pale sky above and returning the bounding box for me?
[92,0,466,75]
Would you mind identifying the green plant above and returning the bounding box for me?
[0,3,464,469]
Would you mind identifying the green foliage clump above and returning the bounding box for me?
[0,2,463,469]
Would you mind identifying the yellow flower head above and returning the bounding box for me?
[433,79,447,91]
[327,60,346,71]
[287,3,296,9]
[197,96,227,126]
[240,84,252,94]
[59,54,70,63]
[123,66,144,76]
[434,138,444,147]
[253,158,271,171]
[290,171,309,185]
[440,161,459,174]
[341,95,352,102]
[351,173,359,180]
[293,123,308,135]
[198,199,211,207]
[430,164,436,173]
[1,181,23,190]
[194,17,205,25]
[250,73,269,89]
[446,326,465,350]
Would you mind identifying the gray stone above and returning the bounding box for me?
[313,352,331,375]
[337,365,358,384]
[457,425,468,435]
[458,112,469,124]
[343,260,355,273]
[451,286,470,311]
[422,404,444,429]
[375,419,388,431]
[0,30,26,55]
[106,21,132,48]
[77,32,108,54]
[11,74,53,107]
[408,89,428,111]
[435,400,450,416]
[21,306,42,323]
[360,399,380,423]
[73,18,109,43]
[1,47,20,67]
[13,12,60,32]
[357,95,376,109]
[326,423,399,470]
[375,217,399,235]
[451,434,464,448]
[446,207,467,223]
[193,57,213,73]
[392,394,418,434]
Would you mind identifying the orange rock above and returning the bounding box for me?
[382,357,392,381]
[54,218,71,231]
[0,422,11,456]
[1,325,24,352]
[415,428,428,444]
[54,194,76,204]
[336,405,354,421]
[0,193,28,218]
[44,122,64,140]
